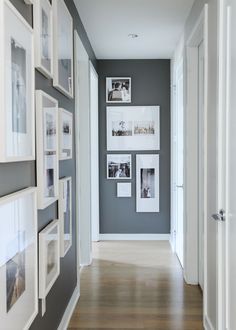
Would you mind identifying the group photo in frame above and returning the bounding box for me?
[36,90,59,210]
[0,0,35,162]
[0,188,38,330]
[106,77,131,103]
[59,108,73,160]
[107,154,132,179]
[107,106,160,151]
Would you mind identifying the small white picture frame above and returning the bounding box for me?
[107,154,132,179]
[59,108,73,160]
[39,220,60,300]
[59,177,72,257]
[106,77,131,103]
[117,183,132,198]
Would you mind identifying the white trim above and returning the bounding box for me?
[57,285,80,330]
[204,315,215,330]
[99,234,170,241]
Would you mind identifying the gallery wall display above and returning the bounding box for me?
[106,77,131,103]
[59,108,73,160]
[136,154,160,213]
[117,183,132,198]
[52,0,74,98]
[107,154,132,179]
[38,220,60,301]
[107,106,160,151]
[59,177,72,257]
[0,187,38,330]
[34,0,53,78]
[0,0,35,162]
[36,90,59,210]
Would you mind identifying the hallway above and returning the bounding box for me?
[69,241,203,329]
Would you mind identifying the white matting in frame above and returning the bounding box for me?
[0,0,35,162]
[107,106,160,151]
[0,187,38,330]
[136,154,159,213]
[59,108,73,160]
[117,183,132,197]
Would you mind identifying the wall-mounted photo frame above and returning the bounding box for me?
[34,0,53,78]
[107,106,160,151]
[0,0,35,162]
[59,108,73,160]
[117,183,132,197]
[106,77,131,103]
[36,90,59,210]
[52,0,74,98]
[39,220,60,301]
[59,177,72,257]
[107,154,132,179]
[0,187,38,330]
[136,154,159,213]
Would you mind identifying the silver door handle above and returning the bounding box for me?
[211,209,225,222]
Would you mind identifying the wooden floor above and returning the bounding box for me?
[68,241,203,329]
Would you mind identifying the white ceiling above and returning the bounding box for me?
[73,0,195,59]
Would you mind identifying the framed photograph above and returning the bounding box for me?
[36,90,59,210]
[53,0,73,98]
[39,220,60,300]
[0,0,35,162]
[107,154,132,179]
[34,0,53,78]
[136,154,159,213]
[59,108,73,160]
[59,177,72,257]
[117,183,132,198]
[0,187,38,330]
[106,77,131,103]
[107,106,160,151]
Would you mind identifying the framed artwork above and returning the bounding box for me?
[36,90,59,210]
[107,154,132,179]
[117,183,132,198]
[106,77,131,103]
[52,0,74,98]
[59,177,72,257]
[0,0,35,162]
[59,108,73,160]
[0,187,38,330]
[136,154,160,213]
[34,0,53,78]
[107,106,160,151]
[39,220,60,300]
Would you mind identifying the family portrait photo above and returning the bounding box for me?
[140,168,155,199]
[107,154,131,179]
[106,77,131,103]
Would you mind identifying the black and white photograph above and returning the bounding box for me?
[59,109,73,160]
[47,239,56,275]
[106,77,131,103]
[45,152,56,198]
[134,121,155,135]
[41,8,50,70]
[45,113,56,150]
[107,154,132,179]
[112,121,132,136]
[140,168,155,198]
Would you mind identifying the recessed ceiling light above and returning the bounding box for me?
[128,34,138,39]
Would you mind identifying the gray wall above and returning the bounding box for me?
[98,60,170,234]
[0,1,96,330]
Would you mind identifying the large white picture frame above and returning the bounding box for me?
[107,106,160,151]
[0,0,35,162]
[59,177,72,257]
[34,0,53,78]
[52,0,74,98]
[59,108,73,160]
[106,77,131,103]
[136,154,160,213]
[36,90,59,210]
[0,187,38,330]
[107,154,132,179]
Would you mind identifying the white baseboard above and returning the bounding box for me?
[204,315,215,330]
[57,285,80,330]
[99,234,170,241]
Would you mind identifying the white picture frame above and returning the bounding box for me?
[106,77,131,103]
[39,220,60,300]
[117,183,132,197]
[0,0,35,162]
[34,0,53,78]
[59,177,72,257]
[59,108,73,160]
[52,0,74,98]
[136,154,160,213]
[36,90,59,210]
[0,187,38,330]
[107,106,160,151]
[107,154,132,179]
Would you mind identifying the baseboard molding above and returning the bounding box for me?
[99,234,170,241]
[204,315,215,330]
[57,285,80,330]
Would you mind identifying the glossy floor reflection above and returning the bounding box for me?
[68,241,203,329]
